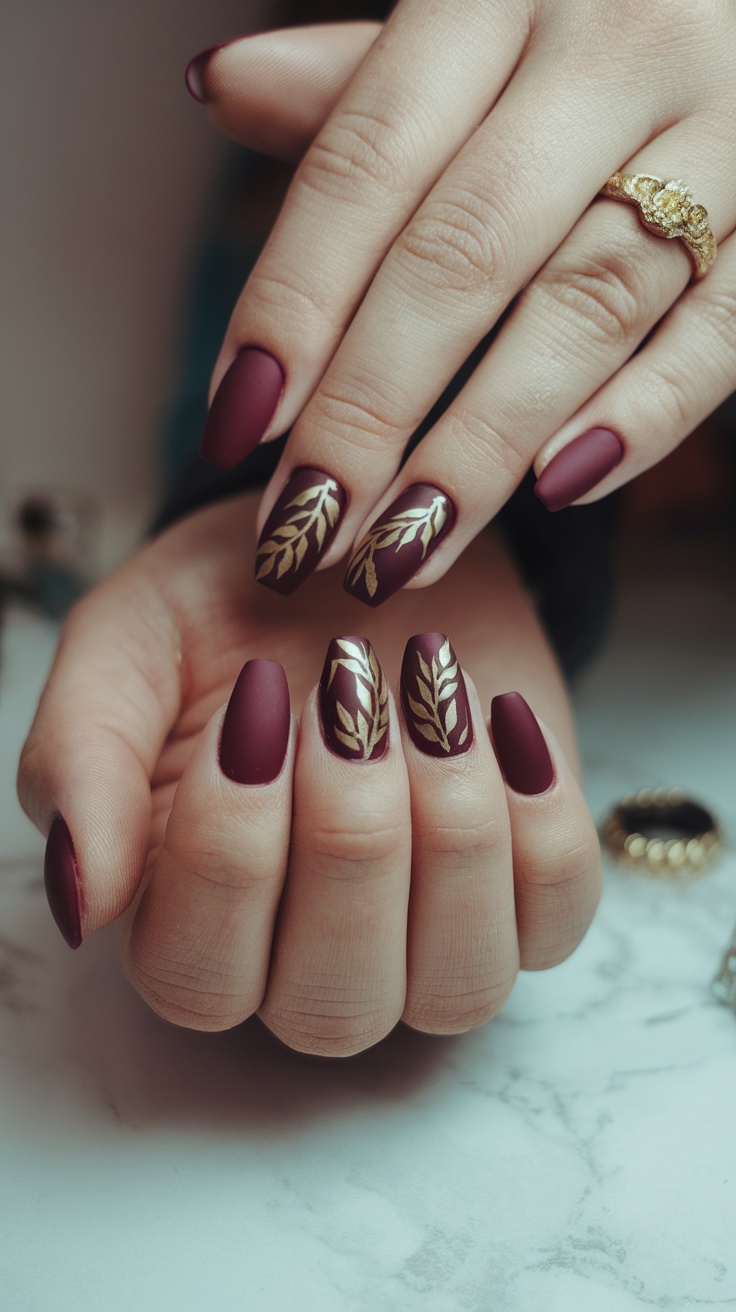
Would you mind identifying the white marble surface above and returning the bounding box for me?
[1,547,735,1312]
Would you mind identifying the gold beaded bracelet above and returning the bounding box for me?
[602,788,722,879]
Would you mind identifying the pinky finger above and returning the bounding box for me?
[533,231,736,510]
[490,693,601,971]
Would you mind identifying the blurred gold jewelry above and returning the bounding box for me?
[600,173,716,279]
[602,788,722,878]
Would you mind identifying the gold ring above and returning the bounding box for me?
[602,788,722,878]
[600,172,717,279]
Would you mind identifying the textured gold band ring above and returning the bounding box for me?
[602,788,722,878]
[600,172,717,279]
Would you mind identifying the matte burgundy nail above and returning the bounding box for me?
[491,692,554,795]
[534,428,624,512]
[343,484,455,607]
[201,347,285,469]
[44,814,83,950]
[184,45,227,103]
[255,467,347,595]
[219,659,290,785]
[319,637,389,761]
[401,633,472,758]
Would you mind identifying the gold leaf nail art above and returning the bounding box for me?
[326,638,388,759]
[346,495,448,599]
[405,637,468,753]
[256,477,342,583]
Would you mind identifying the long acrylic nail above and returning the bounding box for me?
[343,484,455,607]
[401,633,472,757]
[534,428,624,512]
[44,814,83,949]
[201,347,285,469]
[319,637,389,761]
[491,692,554,795]
[255,468,347,595]
[220,659,290,785]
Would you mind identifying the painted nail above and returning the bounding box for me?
[44,814,83,950]
[491,692,554,796]
[184,43,227,103]
[343,484,455,607]
[534,428,624,512]
[201,347,285,469]
[401,633,472,757]
[219,659,290,785]
[255,468,347,595]
[319,637,389,761]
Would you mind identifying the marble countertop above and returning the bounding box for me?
[1,546,735,1312]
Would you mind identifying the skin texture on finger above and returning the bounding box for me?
[490,700,601,972]
[202,24,381,162]
[208,0,532,426]
[399,651,519,1035]
[17,565,182,943]
[124,687,295,1033]
[259,678,412,1058]
[537,225,736,500]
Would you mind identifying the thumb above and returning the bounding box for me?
[196,22,381,161]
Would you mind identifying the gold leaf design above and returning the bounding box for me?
[256,477,341,582]
[405,639,467,753]
[327,639,388,759]
[346,495,448,599]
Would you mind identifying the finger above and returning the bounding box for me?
[532,226,736,507]
[124,661,294,1032]
[340,115,736,601]
[16,564,181,947]
[490,693,601,971]
[201,0,531,462]
[195,24,381,162]
[398,634,518,1035]
[259,637,411,1058]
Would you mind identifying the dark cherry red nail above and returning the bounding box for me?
[219,659,290,785]
[255,468,347,595]
[44,814,83,950]
[184,35,267,103]
[401,633,472,758]
[319,637,389,762]
[343,484,455,607]
[201,347,285,469]
[491,692,554,795]
[534,428,624,512]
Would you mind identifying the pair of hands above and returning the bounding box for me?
[19,496,600,1055]
[190,0,736,604]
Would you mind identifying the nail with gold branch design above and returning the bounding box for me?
[319,636,389,762]
[401,633,472,758]
[343,483,456,607]
[255,467,347,594]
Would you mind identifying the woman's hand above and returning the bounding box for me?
[17,495,600,1055]
[189,5,736,603]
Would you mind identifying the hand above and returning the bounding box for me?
[188,6,736,604]
[18,495,600,1055]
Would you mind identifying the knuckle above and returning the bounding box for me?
[308,811,407,878]
[695,285,736,357]
[298,107,408,203]
[640,357,694,431]
[404,976,516,1035]
[262,999,395,1058]
[395,188,509,300]
[517,835,602,970]
[246,265,334,337]
[534,244,645,350]
[414,812,509,868]
[306,372,407,454]
[161,838,273,898]
[447,407,529,484]
[127,957,255,1032]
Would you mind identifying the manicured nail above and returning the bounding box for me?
[319,637,389,761]
[491,692,554,795]
[343,484,455,607]
[219,659,290,785]
[255,468,347,595]
[44,814,83,950]
[401,633,472,757]
[534,428,624,512]
[184,43,228,103]
[201,347,285,469]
